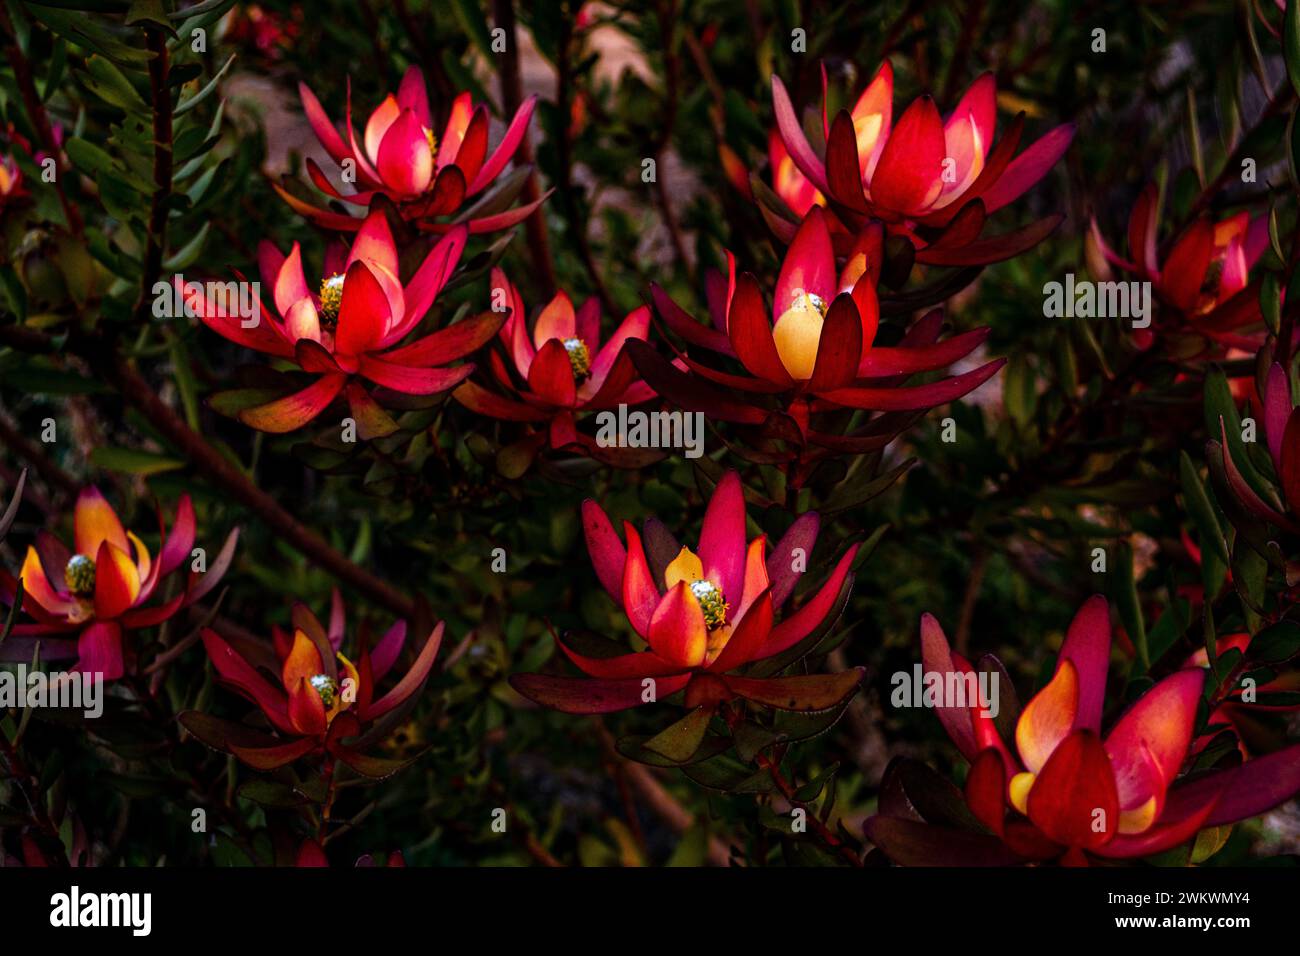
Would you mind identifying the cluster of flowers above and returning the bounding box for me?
[5,54,1297,868]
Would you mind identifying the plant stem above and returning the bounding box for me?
[759,753,863,867]
[132,27,173,330]
[0,324,417,619]
[492,0,557,295]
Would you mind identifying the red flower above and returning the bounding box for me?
[510,471,863,715]
[630,207,1003,469]
[189,593,443,773]
[1090,183,1269,346]
[277,66,544,235]
[190,208,500,436]
[865,597,1300,864]
[767,65,1073,264]
[452,268,656,463]
[0,487,236,681]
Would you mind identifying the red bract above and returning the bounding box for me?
[0,488,236,681]
[452,267,657,463]
[865,597,1300,865]
[510,471,863,715]
[767,128,822,217]
[1183,633,1300,758]
[1213,361,1300,533]
[188,593,443,774]
[277,65,544,234]
[1090,183,1269,345]
[767,65,1073,265]
[190,208,499,436]
[630,207,1003,470]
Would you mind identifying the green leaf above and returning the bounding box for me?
[126,0,175,34]
[1247,620,1300,664]
[89,447,185,476]
[642,706,714,762]
[175,54,234,115]
[1111,542,1149,671]
[1179,451,1229,564]
[83,54,148,112]
[3,366,110,395]
[162,221,209,271]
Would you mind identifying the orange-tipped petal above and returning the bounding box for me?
[93,542,141,619]
[75,487,129,559]
[287,676,328,737]
[282,629,325,691]
[647,581,708,669]
[363,94,401,164]
[1015,659,1078,774]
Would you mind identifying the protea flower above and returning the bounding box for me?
[190,208,501,436]
[629,207,1003,477]
[277,65,543,235]
[1089,183,1268,345]
[0,488,236,680]
[452,268,657,465]
[185,593,443,773]
[864,597,1300,865]
[766,65,1073,265]
[510,471,863,717]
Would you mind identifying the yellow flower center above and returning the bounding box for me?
[424,126,438,158]
[65,554,97,597]
[319,273,345,325]
[689,579,729,629]
[666,546,729,630]
[772,290,829,381]
[309,673,339,708]
[563,337,591,382]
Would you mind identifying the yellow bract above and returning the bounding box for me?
[773,291,828,380]
[664,547,704,589]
